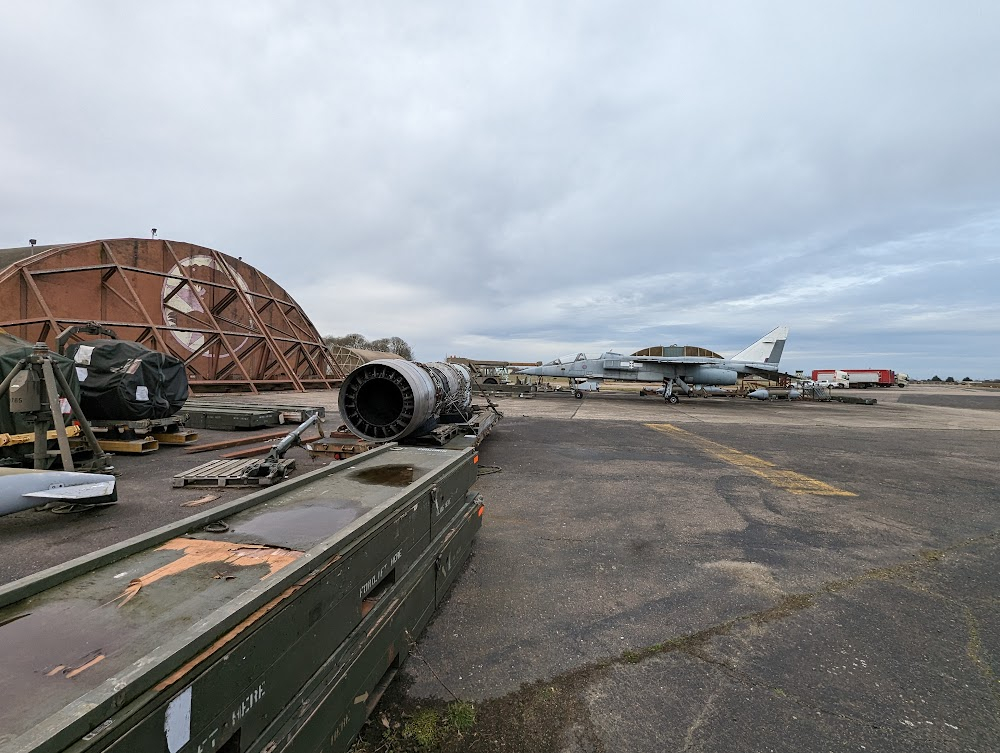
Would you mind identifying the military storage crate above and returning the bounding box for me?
[179,407,281,431]
[0,444,483,753]
[182,400,326,425]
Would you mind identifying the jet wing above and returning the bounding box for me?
[24,480,117,501]
[737,364,802,381]
[628,357,800,382]
[629,356,722,366]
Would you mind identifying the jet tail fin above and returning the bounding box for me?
[731,326,789,364]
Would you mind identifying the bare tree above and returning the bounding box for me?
[368,336,414,360]
[385,337,414,359]
[323,333,371,349]
[324,333,413,359]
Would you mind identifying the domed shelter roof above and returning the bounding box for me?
[0,238,342,392]
[630,345,723,359]
[329,346,405,374]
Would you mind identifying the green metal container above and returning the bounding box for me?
[0,444,483,753]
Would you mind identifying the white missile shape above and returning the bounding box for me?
[0,468,117,516]
[747,388,801,401]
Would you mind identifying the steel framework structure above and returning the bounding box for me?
[0,238,344,392]
[328,345,404,375]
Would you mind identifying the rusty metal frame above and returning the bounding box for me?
[0,239,344,392]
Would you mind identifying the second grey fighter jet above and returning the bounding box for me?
[519,326,791,403]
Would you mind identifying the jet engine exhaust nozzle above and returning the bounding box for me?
[338,359,472,442]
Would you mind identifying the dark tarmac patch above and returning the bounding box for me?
[357,585,819,750]
[358,533,1000,752]
[714,474,851,566]
[720,520,834,566]
[352,591,821,751]
[897,393,1000,410]
[355,665,607,753]
[403,416,999,705]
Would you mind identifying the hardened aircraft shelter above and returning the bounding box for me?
[0,238,342,392]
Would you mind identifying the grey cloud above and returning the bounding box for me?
[2,2,999,376]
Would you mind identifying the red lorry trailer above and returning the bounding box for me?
[811,369,904,388]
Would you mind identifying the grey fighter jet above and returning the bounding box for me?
[0,468,117,517]
[519,326,791,403]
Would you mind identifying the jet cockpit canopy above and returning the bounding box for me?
[547,353,590,366]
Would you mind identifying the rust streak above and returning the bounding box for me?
[152,550,346,692]
[181,494,220,508]
[66,654,105,678]
[153,583,302,691]
[367,598,400,638]
[110,538,304,607]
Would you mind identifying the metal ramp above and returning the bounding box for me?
[172,457,296,487]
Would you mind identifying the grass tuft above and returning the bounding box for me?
[402,708,440,748]
[446,700,476,734]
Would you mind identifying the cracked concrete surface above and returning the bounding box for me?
[4,383,995,751]
[395,385,1000,751]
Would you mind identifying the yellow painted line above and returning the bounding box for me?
[645,423,856,497]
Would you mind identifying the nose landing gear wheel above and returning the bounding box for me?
[667,395,680,404]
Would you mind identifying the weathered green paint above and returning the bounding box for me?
[0,445,396,608]
[260,498,483,753]
[0,445,481,753]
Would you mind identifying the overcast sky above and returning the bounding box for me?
[2,2,998,378]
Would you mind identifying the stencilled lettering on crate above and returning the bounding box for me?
[431,485,458,519]
[231,682,266,728]
[360,550,402,600]
[186,681,266,753]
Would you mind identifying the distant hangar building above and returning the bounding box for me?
[0,238,344,392]
[631,345,723,358]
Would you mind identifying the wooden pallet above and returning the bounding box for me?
[172,458,296,487]
[152,429,199,445]
[98,437,159,454]
[305,433,374,460]
[89,416,197,445]
[402,409,502,450]
[406,423,465,447]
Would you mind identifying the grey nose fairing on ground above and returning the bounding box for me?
[0,468,117,516]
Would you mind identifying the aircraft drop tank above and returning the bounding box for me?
[747,387,801,400]
[339,360,473,441]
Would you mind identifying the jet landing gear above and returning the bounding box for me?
[662,377,690,404]
[662,378,679,404]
